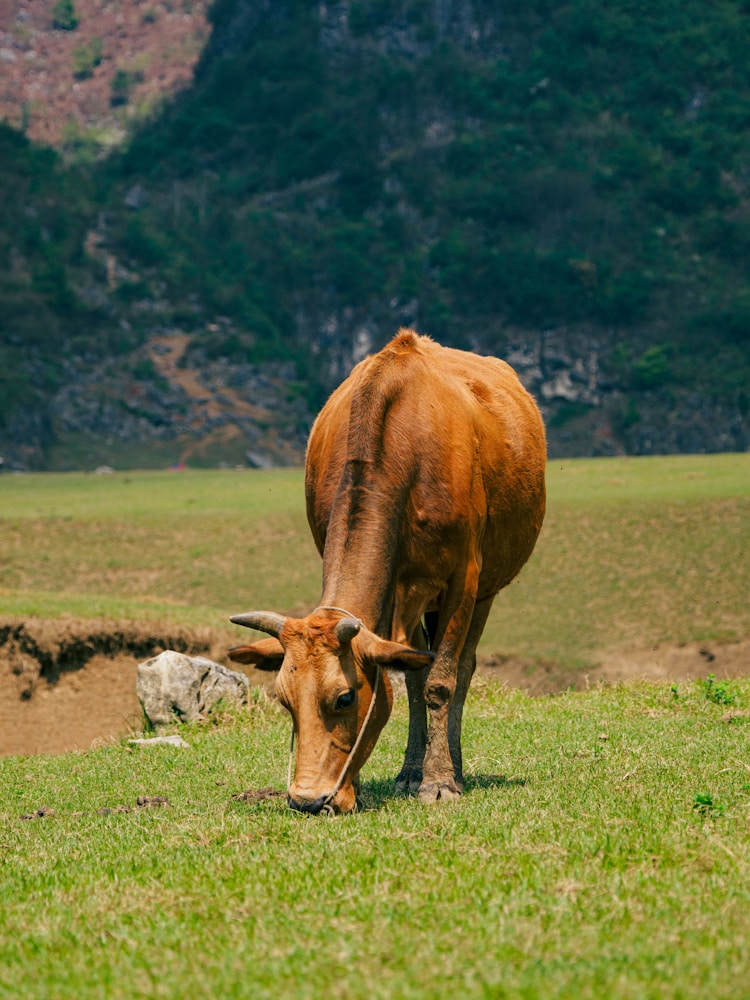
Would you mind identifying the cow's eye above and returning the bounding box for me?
[335,689,356,710]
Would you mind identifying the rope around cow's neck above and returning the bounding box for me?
[313,604,363,620]
[287,605,380,813]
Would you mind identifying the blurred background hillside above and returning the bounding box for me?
[1,0,749,470]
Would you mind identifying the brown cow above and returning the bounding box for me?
[229,329,546,813]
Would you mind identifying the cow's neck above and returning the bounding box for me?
[319,459,403,636]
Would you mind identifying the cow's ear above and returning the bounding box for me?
[227,637,284,671]
[360,633,434,671]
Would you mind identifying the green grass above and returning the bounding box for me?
[2,454,749,996]
[0,467,304,520]
[485,453,750,662]
[544,452,750,504]
[2,679,750,998]
[0,467,320,625]
[1,455,748,666]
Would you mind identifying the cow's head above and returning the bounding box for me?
[229,608,433,814]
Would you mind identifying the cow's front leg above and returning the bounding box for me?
[418,663,462,803]
[395,666,428,794]
[418,567,479,803]
[393,610,432,794]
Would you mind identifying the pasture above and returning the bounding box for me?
[0,453,748,665]
[2,680,750,998]
[1,453,749,997]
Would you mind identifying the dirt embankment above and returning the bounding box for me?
[2,617,749,757]
[482,640,750,696]
[0,617,272,756]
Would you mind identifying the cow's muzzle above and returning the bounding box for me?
[288,793,337,816]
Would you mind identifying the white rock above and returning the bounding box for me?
[136,650,249,727]
[129,735,190,748]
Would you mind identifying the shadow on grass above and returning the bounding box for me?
[229,773,529,815]
[358,778,400,811]
[464,773,528,792]
[358,772,527,811]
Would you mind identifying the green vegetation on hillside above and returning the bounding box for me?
[0,125,104,431]
[2,680,750,998]
[106,0,750,393]
[1,1,750,456]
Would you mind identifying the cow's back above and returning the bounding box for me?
[305,330,546,601]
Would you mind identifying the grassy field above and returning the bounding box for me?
[2,679,750,998]
[1,453,748,666]
[1,454,749,997]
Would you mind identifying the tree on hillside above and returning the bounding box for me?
[52,0,79,30]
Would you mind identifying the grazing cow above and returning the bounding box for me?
[229,329,546,813]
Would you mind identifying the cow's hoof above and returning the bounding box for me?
[395,768,423,795]
[417,779,463,804]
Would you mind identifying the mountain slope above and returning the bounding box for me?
[1,0,749,468]
[0,0,209,149]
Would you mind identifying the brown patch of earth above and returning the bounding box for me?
[478,639,750,695]
[147,333,275,427]
[2,616,748,756]
[0,616,273,756]
[0,0,210,147]
[232,787,285,804]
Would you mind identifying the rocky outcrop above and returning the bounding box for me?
[503,328,748,458]
[34,330,313,470]
[0,0,210,147]
[2,321,746,471]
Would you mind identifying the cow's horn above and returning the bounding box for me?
[230,611,288,637]
[334,616,362,645]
